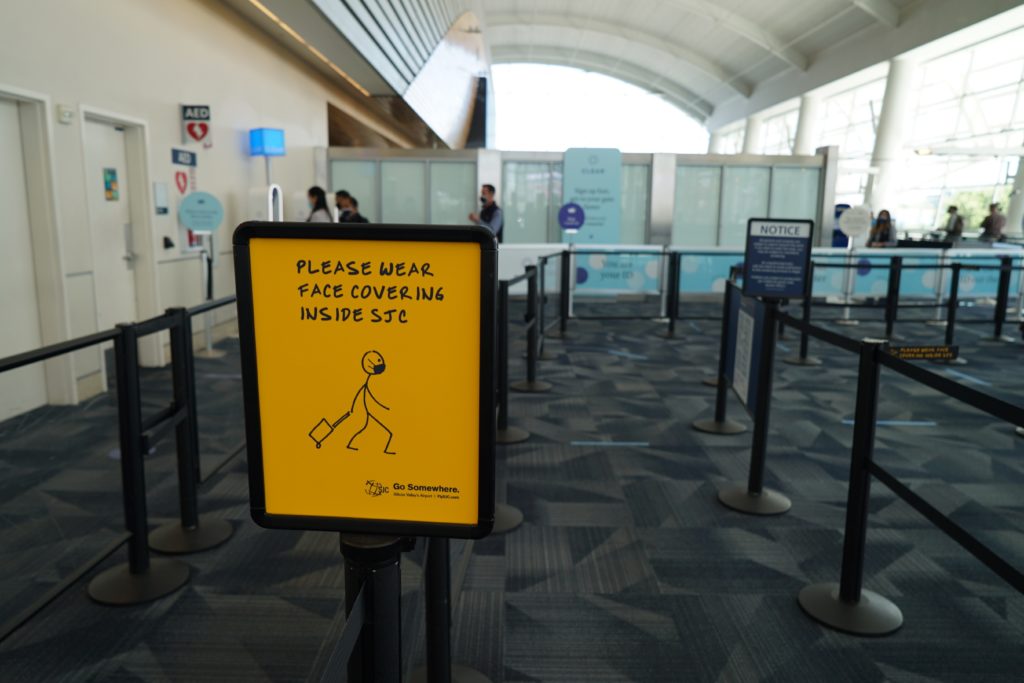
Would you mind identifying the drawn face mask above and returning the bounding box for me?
[373,363,386,374]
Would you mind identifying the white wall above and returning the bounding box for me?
[0,0,413,406]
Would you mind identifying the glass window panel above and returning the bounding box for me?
[331,160,377,222]
[620,164,650,244]
[769,167,820,221]
[502,161,551,243]
[429,162,476,226]
[380,161,426,223]
[672,165,721,246]
[719,166,770,246]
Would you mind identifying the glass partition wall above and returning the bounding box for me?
[327,149,831,246]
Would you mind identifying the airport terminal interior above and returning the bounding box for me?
[2,1,1024,681]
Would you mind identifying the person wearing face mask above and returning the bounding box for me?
[306,186,332,223]
[335,189,352,222]
[469,184,503,242]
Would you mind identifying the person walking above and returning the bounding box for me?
[469,184,503,242]
[347,197,369,223]
[335,190,352,222]
[942,205,964,242]
[980,203,1006,241]
[306,186,332,223]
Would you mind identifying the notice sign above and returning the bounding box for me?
[742,219,813,299]
[888,345,959,361]
[234,223,497,538]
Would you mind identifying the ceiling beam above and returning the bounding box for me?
[669,0,808,70]
[489,44,714,122]
[851,0,900,28]
[485,12,752,98]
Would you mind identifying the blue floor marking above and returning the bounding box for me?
[571,440,650,447]
[841,419,937,427]
[942,368,992,387]
[607,350,648,361]
[777,342,791,353]
[689,322,702,333]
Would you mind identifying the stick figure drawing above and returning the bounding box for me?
[307,350,396,454]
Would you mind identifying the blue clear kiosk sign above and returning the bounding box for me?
[178,191,224,232]
[742,218,813,299]
[558,202,585,232]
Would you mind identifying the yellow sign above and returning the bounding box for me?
[234,223,496,537]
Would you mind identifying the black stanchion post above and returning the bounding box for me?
[88,324,189,605]
[496,281,528,444]
[559,250,570,338]
[692,286,746,435]
[936,263,967,365]
[988,256,1015,342]
[884,257,902,340]
[511,267,552,393]
[661,252,681,339]
[798,340,903,636]
[536,258,555,360]
[718,300,791,515]
[340,535,403,683]
[149,308,233,555]
[784,263,822,367]
[426,537,452,682]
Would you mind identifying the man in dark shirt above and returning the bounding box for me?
[335,190,352,222]
[980,203,1006,241]
[347,197,369,224]
[469,184,503,242]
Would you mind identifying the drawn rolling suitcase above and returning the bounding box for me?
[308,412,351,449]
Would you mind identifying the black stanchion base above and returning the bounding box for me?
[701,377,719,388]
[717,486,791,515]
[925,319,947,327]
[492,503,524,534]
[88,558,190,606]
[496,426,530,444]
[798,582,903,636]
[692,418,746,435]
[979,335,1016,344]
[835,319,860,326]
[1016,426,1024,438]
[782,355,823,367]
[656,329,678,339]
[509,380,552,393]
[931,357,968,366]
[149,516,234,555]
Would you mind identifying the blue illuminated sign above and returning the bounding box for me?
[249,128,286,157]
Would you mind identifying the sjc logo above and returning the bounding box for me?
[364,480,389,497]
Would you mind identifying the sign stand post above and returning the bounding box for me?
[692,284,746,435]
[339,534,403,683]
[717,299,792,516]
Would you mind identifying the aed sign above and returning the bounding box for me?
[742,218,814,299]
[181,104,211,146]
[233,222,497,538]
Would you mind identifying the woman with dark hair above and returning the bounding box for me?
[306,186,331,223]
[867,209,896,247]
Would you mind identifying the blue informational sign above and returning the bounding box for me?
[742,218,814,299]
[171,148,196,166]
[724,282,765,415]
[178,191,224,232]
[562,148,621,243]
[575,252,661,294]
[249,128,286,156]
[558,202,585,232]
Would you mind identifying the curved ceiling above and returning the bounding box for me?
[478,0,924,123]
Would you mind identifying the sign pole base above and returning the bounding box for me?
[835,319,859,327]
[701,377,719,387]
[496,426,530,444]
[798,582,902,636]
[509,380,552,393]
[492,503,524,534]
[88,558,189,606]
[717,485,790,516]
[692,418,745,435]
[782,355,822,367]
[149,515,233,554]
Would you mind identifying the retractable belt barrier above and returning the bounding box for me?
[0,295,238,640]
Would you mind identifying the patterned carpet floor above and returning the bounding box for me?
[0,299,1022,682]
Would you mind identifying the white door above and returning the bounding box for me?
[84,118,136,329]
[0,97,47,420]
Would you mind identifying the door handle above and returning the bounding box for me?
[123,223,136,269]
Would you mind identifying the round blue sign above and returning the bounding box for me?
[558,202,585,231]
[178,191,224,232]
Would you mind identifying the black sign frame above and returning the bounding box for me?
[233,222,497,539]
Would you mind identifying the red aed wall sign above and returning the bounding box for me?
[181,104,211,148]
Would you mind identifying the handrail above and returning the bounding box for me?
[0,328,119,374]
[503,270,535,288]
[188,294,237,316]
